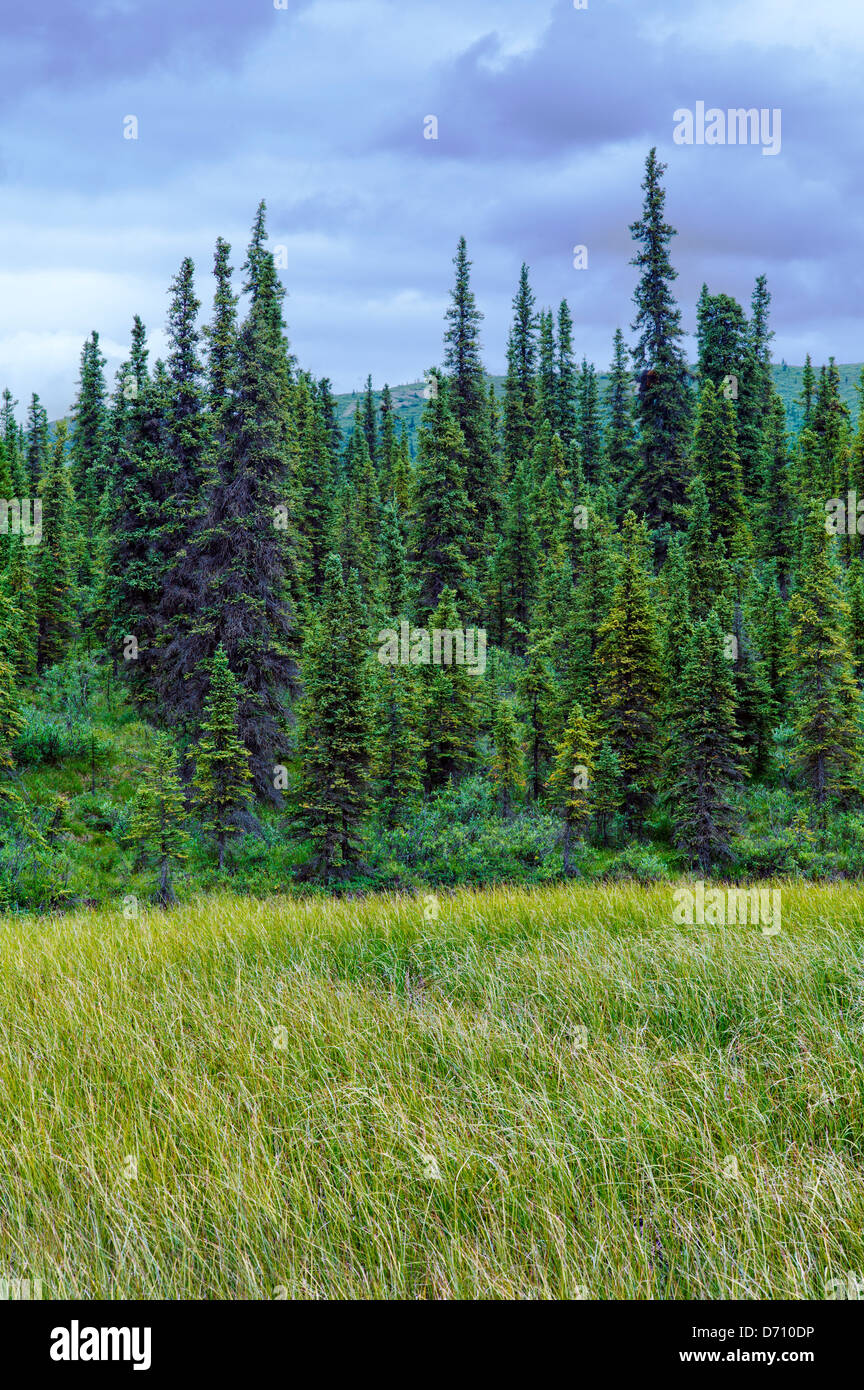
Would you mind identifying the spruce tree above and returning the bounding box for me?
[193,644,253,869]
[34,421,77,672]
[577,359,603,485]
[629,148,692,533]
[519,627,558,800]
[502,264,537,473]
[669,612,742,871]
[188,211,300,792]
[692,379,751,563]
[536,309,557,428]
[153,256,211,717]
[555,300,578,453]
[490,697,525,819]
[595,512,663,828]
[298,554,371,879]
[443,237,493,517]
[410,373,475,616]
[787,502,861,808]
[25,394,49,495]
[370,647,423,826]
[546,703,595,872]
[604,329,635,504]
[70,331,109,517]
[422,587,478,789]
[130,733,188,907]
[592,738,623,846]
[498,456,539,647]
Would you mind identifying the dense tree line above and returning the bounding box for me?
[1,154,862,895]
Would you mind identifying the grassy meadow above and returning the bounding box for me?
[1,879,863,1299]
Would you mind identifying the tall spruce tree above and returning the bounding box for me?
[187,211,300,793]
[443,237,493,518]
[629,148,692,534]
[410,372,475,616]
[502,264,537,474]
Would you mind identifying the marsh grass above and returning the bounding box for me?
[1,879,863,1299]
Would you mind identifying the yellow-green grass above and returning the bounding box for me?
[1,880,863,1299]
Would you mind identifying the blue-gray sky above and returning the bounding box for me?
[1,0,862,417]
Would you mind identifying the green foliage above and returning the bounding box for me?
[129,732,188,906]
[193,644,253,868]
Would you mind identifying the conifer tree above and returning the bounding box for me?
[0,609,23,772]
[370,647,423,826]
[422,587,478,789]
[847,557,864,683]
[410,373,475,616]
[502,264,537,473]
[187,211,300,792]
[629,149,692,533]
[692,379,751,562]
[749,561,789,722]
[379,495,410,617]
[443,237,493,517]
[490,697,525,819]
[604,329,635,504]
[25,394,49,494]
[298,554,371,879]
[555,300,578,453]
[592,738,623,846]
[546,703,595,872]
[130,732,188,907]
[787,502,861,807]
[757,393,795,588]
[683,475,730,623]
[361,374,377,465]
[798,354,815,429]
[193,644,253,869]
[669,612,742,871]
[577,359,603,485]
[595,512,663,827]
[536,309,557,428]
[153,256,211,713]
[519,627,558,800]
[1,390,25,496]
[378,383,398,497]
[0,440,35,682]
[292,375,335,605]
[498,457,539,650]
[34,421,77,672]
[70,331,109,517]
[101,316,167,699]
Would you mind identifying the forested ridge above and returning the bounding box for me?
[2,147,863,909]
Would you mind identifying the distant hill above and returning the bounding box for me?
[335,363,863,449]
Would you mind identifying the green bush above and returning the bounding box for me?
[13,710,98,766]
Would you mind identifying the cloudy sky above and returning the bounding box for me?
[1,0,862,418]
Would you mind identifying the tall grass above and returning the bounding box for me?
[1,880,863,1299]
